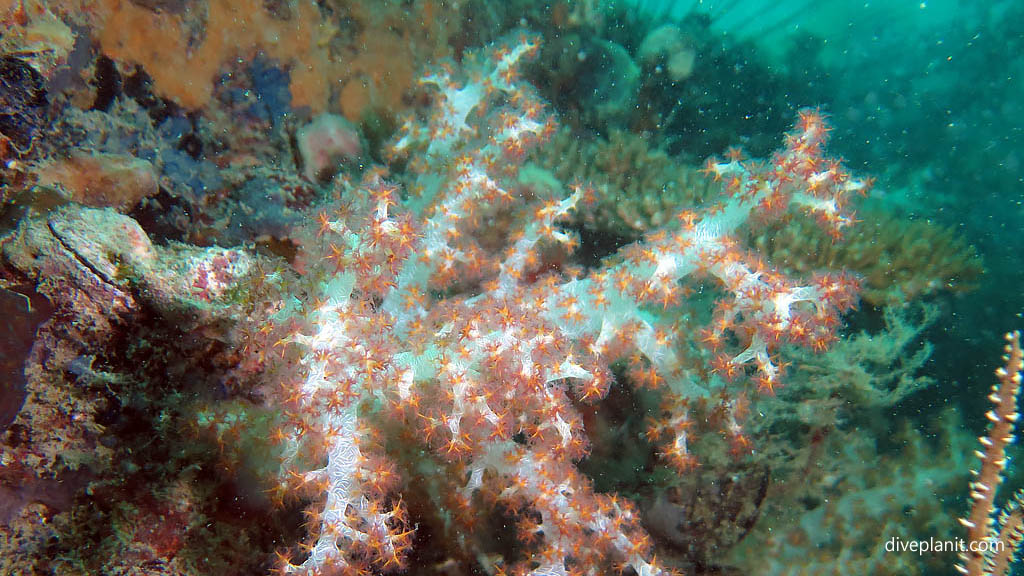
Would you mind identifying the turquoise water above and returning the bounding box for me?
[0,1,1022,575]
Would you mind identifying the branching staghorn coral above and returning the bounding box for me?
[749,208,982,306]
[534,129,717,236]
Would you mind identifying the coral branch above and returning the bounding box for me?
[256,32,868,576]
[958,331,1024,576]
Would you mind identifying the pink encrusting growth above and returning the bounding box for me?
[262,32,870,576]
[298,114,364,182]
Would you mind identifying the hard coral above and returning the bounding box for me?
[749,208,983,306]
[536,128,717,236]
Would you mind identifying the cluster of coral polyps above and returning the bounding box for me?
[254,34,866,575]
